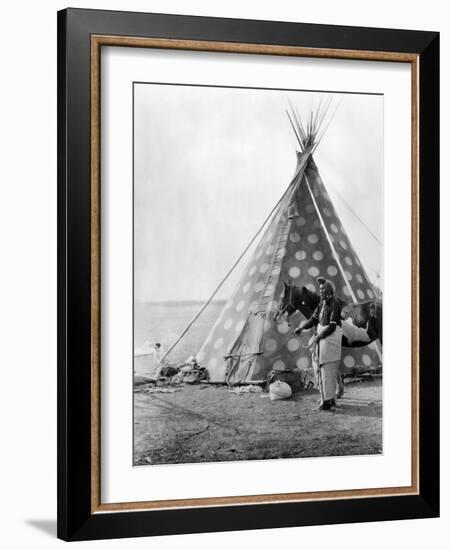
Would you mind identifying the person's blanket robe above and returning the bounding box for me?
[342,318,371,344]
[311,324,343,402]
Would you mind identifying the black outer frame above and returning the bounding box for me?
[57,8,439,542]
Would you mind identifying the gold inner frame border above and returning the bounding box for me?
[90,34,419,514]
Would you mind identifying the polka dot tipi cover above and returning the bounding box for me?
[196,112,381,385]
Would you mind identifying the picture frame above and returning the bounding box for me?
[57,7,439,541]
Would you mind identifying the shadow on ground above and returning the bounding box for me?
[25,519,57,537]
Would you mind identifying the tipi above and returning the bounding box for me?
[196,101,381,385]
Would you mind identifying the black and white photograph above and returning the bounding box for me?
[133,84,384,466]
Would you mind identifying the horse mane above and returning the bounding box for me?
[299,285,320,304]
[294,284,320,318]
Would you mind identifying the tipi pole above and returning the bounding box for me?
[304,174,358,303]
[286,110,303,150]
[313,98,342,154]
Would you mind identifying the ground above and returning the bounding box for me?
[134,378,382,465]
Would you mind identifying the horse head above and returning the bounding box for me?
[296,285,321,319]
[274,281,320,322]
[274,280,297,322]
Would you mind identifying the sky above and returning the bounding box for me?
[134,84,383,303]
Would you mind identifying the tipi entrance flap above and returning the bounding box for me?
[225,313,265,385]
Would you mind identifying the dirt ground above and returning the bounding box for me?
[134,378,382,466]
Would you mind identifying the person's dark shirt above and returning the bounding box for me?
[312,297,342,327]
[300,296,342,339]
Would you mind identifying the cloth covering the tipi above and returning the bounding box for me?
[196,105,381,385]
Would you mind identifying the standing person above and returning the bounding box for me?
[152,343,164,365]
[134,341,165,378]
[151,342,166,380]
[295,277,343,410]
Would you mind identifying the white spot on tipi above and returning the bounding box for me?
[266,245,275,256]
[287,338,300,352]
[290,232,301,243]
[273,360,286,371]
[308,234,319,244]
[224,319,233,330]
[362,354,372,366]
[289,266,301,279]
[308,266,320,277]
[296,216,306,227]
[208,357,218,370]
[313,250,324,261]
[297,356,310,369]
[357,289,365,300]
[242,282,251,293]
[295,250,307,261]
[260,263,269,274]
[265,338,277,353]
[236,300,245,312]
[327,265,338,276]
[277,322,290,334]
[343,355,355,368]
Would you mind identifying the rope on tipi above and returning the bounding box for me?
[326,183,383,247]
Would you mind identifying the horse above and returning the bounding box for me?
[274,281,383,347]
